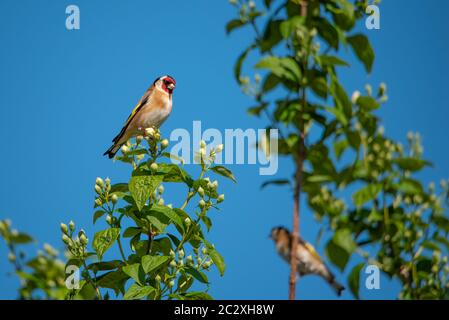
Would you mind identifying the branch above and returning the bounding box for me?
[288,0,308,301]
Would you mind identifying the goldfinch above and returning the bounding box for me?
[270,226,345,296]
[104,75,176,158]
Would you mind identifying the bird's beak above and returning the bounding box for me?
[167,83,175,90]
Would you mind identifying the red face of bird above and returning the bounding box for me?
[154,75,176,94]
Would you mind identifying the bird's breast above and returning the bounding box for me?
[142,97,172,128]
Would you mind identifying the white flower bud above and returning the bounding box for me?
[145,127,155,136]
[197,186,205,197]
[215,144,224,153]
[202,247,207,255]
[184,218,191,227]
[365,84,372,96]
[217,194,225,203]
[204,260,212,268]
[168,280,175,288]
[62,234,70,244]
[69,221,75,231]
[158,185,164,194]
[106,215,112,224]
[161,139,169,149]
[80,234,88,245]
[169,260,177,268]
[60,223,68,234]
[95,184,102,195]
[178,249,185,259]
[95,198,102,206]
[95,177,104,187]
[150,163,158,171]
[169,250,176,258]
[111,194,118,204]
[155,275,161,282]
[212,180,218,189]
[121,145,129,154]
[200,140,206,148]
[157,198,164,206]
[199,199,206,208]
[8,253,16,262]
[351,90,361,104]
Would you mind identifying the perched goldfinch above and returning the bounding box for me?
[270,226,345,296]
[104,75,176,158]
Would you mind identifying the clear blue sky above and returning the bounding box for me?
[0,0,448,299]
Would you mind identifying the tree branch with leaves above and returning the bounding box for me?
[227,0,449,299]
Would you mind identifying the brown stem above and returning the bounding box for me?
[288,0,308,301]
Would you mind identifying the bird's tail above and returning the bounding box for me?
[329,277,345,296]
[103,143,121,159]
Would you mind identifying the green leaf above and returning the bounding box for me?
[306,175,333,183]
[149,204,185,233]
[144,210,169,233]
[310,77,328,98]
[317,55,349,68]
[206,245,226,276]
[141,255,171,274]
[352,183,382,207]
[10,233,33,244]
[256,56,301,83]
[262,73,281,93]
[185,267,209,284]
[87,260,123,273]
[348,263,364,299]
[93,210,105,224]
[171,292,213,300]
[314,17,339,49]
[123,227,142,238]
[247,103,269,117]
[330,76,352,120]
[129,174,164,211]
[235,44,256,83]
[226,19,247,35]
[110,183,129,193]
[96,270,128,295]
[396,178,423,195]
[330,0,355,31]
[325,240,350,271]
[394,158,431,171]
[347,34,375,73]
[333,229,357,254]
[279,16,304,39]
[92,228,120,260]
[356,96,380,110]
[261,179,291,189]
[157,163,193,186]
[122,263,145,285]
[260,19,283,53]
[123,283,155,300]
[210,166,237,183]
[333,139,349,160]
